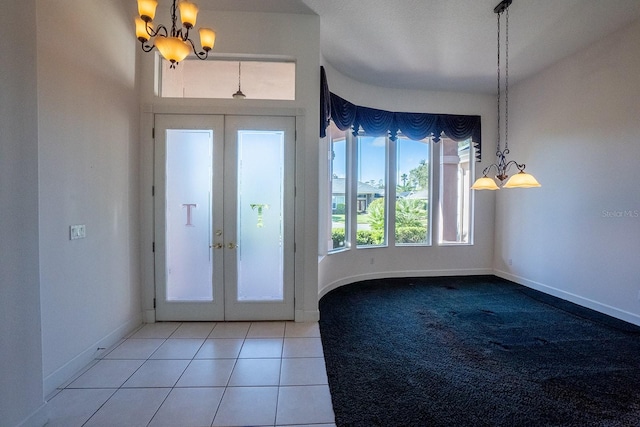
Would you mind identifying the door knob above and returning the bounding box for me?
[227,243,238,249]
[210,243,223,249]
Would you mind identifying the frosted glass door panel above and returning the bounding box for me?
[165,129,213,301]
[237,131,284,301]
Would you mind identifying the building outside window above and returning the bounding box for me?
[356,135,387,247]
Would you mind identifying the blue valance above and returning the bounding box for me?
[319,66,331,138]
[320,67,482,161]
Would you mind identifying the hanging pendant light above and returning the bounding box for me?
[135,0,216,69]
[471,0,540,190]
[232,61,246,99]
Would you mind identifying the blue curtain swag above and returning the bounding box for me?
[320,68,482,161]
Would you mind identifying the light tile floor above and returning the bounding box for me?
[45,322,336,427]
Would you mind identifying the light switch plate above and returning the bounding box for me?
[70,224,86,240]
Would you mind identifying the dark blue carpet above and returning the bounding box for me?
[319,276,640,426]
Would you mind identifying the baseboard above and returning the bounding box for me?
[16,402,48,427]
[319,268,494,299]
[494,269,640,327]
[43,313,142,397]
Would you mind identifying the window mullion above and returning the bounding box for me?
[431,139,441,246]
[387,138,397,247]
[347,131,357,249]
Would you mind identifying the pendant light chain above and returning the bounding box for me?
[232,61,247,99]
[496,11,501,155]
[505,7,509,152]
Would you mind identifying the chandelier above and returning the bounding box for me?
[471,0,540,190]
[135,0,216,68]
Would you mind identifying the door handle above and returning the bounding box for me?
[227,243,238,249]
[210,243,223,249]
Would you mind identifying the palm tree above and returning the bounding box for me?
[368,198,427,231]
[398,173,412,192]
[409,160,429,190]
[395,198,426,228]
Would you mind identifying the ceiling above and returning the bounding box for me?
[198,0,640,94]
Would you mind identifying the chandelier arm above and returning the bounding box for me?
[185,38,209,60]
[145,22,168,38]
[495,147,509,181]
[181,27,190,42]
[140,42,155,53]
[503,159,525,174]
[481,163,501,177]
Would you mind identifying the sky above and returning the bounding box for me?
[332,136,430,185]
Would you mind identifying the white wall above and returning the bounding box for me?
[0,1,47,425]
[37,0,142,395]
[495,19,640,325]
[318,64,496,296]
[138,8,321,321]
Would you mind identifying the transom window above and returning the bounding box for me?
[160,59,296,100]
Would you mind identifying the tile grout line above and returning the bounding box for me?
[83,322,184,426]
[51,322,333,427]
[273,331,287,426]
[209,322,253,427]
[79,388,118,427]
[146,321,206,426]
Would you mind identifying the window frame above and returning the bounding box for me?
[354,133,389,249]
[437,137,475,246]
[327,124,350,253]
[394,135,433,247]
[324,122,475,255]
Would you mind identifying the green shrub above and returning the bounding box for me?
[331,228,346,249]
[396,226,428,244]
[356,229,384,245]
[368,198,428,232]
[331,228,386,248]
[395,199,427,228]
[367,198,385,231]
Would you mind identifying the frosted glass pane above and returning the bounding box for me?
[166,129,213,301]
[237,130,284,301]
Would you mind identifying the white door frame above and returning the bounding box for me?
[153,113,295,321]
[223,115,296,321]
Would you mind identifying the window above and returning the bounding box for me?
[396,137,430,245]
[439,138,473,244]
[161,59,296,100]
[356,135,387,247]
[325,121,475,252]
[329,123,348,251]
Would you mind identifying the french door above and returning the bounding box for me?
[154,114,295,321]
